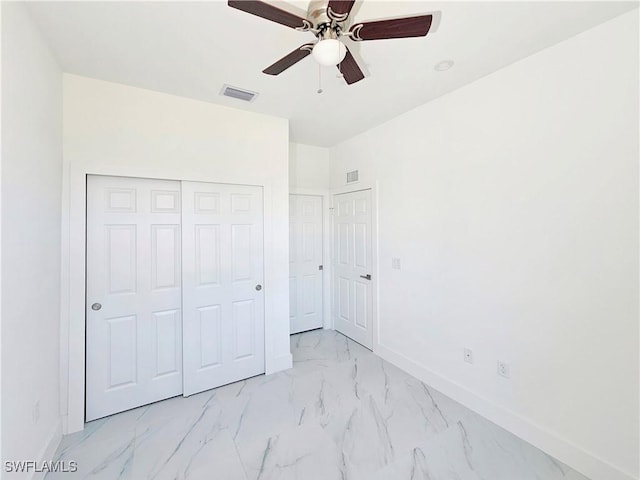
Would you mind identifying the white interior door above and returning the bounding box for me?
[86,175,183,421]
[181,182,265,396]
[289,195,323,334]
[333,189,373,349]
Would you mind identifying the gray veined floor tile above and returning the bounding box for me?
[55,403,150,460]
[131,420,246,480]
[47,428,136,480]
[235,423,350,480]
[287,362,365,427]
[226,373,301,448]
[289,329,371,378]
[371,376,452,455]
[322,392,397,478]
[371,410,590,480]
[47,329,592,480]
[370,428,478,480]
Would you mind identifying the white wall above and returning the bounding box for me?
[61,74,290,432]
[1,2,63,476]
[289,143,331,190]
[330,10,638,480]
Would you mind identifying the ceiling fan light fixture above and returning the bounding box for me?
[312,39,347,66]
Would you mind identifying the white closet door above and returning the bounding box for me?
[181,182,265,396]
[86,175,183,421]
[289,195,323,334]
[333,189,373,349]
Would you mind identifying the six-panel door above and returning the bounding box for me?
[86,176,183,421]
[289,195,324,334]
[86,176,267,419]
[181,182,265,396]
[333,189,373,349]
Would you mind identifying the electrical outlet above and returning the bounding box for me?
[391,258,401,270]
[463,348,473,364]
[497,361,510,378]
[33,400,40,424]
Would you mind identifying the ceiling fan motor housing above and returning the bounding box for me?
[308,0,349,36]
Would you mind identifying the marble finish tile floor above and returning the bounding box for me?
[47,329,590,480]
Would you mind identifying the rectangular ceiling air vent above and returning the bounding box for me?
[220,84,258,102]
[346,170,359,183]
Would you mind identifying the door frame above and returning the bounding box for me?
[62,164,283,434]
[330,182,380,349]
[289,188,332,331]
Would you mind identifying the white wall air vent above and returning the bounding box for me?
[346,170,359,183]
[220,84,259,102]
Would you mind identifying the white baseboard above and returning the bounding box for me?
[374,343,637,480]
[266,353,293,375]
[30,419,63,480]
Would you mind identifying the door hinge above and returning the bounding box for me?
[319,265,323,271]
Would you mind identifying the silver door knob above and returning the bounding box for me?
[255,284,262,291]
[91,303,102,311]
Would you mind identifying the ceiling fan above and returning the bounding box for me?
[228,0,434,85]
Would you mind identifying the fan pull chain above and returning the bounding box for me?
[317,64,323,94]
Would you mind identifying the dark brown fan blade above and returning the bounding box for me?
[327,0,356,21]
[337,48,364,85]
[349,14,432,41]
[263,44,314,75]
[228,1,311,30]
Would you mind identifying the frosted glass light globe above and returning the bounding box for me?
[312,39,347,66]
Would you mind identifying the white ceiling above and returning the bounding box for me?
[27,1,636,147]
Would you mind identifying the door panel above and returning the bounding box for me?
[232,225,253,280]
[106,315,136,388]
[195,225,221,285]
[333,189,373,349]
[151,225,180,290]
[355,281,369,329]
[354,224,368,267]
[86,175,183,421]
[233,300,255,359]
[289,195,324,334]
[198,305,222,368]
[182,182,265,397]
[152,309,180,377]
[106,225,137,294]
[338,277,350,321]
[302,275,317,314]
